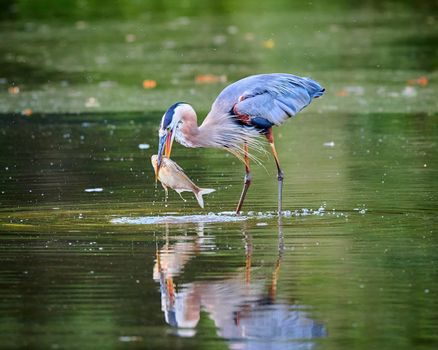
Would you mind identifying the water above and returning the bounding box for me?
[1,1,437,349]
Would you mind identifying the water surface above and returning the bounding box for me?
[0,1,437,350]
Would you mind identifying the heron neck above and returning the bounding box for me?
[178,111,235,148]
[177,114,206,148]
[180,118,226,148]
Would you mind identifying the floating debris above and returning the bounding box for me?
[402,86,417,97]
[138,143,150,150]
[323,141,335,147]
[125,33,136,43]
[262,38,275,49]
[21,108,33,117]
[84,188,103,193]
[353,207,368,214]
[118,336,143,342]
[85,97,100,108]
[256,222,268,226]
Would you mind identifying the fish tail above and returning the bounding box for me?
[194,188,215,208]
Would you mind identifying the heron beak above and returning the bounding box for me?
[165,130,174,158]
[156,134,166,179]
[156,130,175,178]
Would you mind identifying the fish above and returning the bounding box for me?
[151,155,215,208]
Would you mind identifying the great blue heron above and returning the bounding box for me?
[156,73,325,214]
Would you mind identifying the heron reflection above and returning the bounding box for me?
[153,221,326,348]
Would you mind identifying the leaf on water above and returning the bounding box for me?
[142,80,157,89]
[22,108,32,117]
[407,76,428,86]
[8,86,20,95]
[195,74,227,84]
[262,38,275,49]
[336,89,349,97]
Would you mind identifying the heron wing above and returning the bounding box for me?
[229,74,324,126]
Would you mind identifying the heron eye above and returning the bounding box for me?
[167,120,180,131]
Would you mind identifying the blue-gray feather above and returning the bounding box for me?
[210,73,324,128]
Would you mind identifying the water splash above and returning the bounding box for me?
[110,205,351,225]
[111,213,247,225]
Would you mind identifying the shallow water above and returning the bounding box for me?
[1,1,438,350]
[1,111,437,350]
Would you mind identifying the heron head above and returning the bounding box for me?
[156,102,187,174]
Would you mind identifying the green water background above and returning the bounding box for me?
[0,1,437,349]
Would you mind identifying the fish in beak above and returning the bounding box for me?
[151,155,215,208]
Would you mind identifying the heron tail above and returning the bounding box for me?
[194,188,215,208]
[301,77,325,98]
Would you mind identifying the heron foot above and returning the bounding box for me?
[277,171,284,215]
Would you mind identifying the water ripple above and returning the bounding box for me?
[111,213,248,225]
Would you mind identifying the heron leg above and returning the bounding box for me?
[266,128,284,215]
[235,142,252,214]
